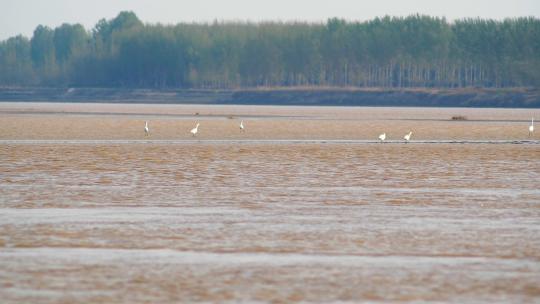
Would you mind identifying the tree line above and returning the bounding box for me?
[1,12,539,88]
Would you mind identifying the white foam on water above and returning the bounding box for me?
[2,247,538,269]
[1,139,539,145]
[0,207,250,224]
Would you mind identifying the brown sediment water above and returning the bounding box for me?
[0,103,539,303]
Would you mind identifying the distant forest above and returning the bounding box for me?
[0,12,539,89]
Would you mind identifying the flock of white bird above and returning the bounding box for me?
[142,118,535,141]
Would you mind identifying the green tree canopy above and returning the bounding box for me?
[1,12,539,88]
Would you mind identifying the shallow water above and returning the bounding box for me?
[1,142,539,303]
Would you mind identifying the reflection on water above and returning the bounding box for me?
[1,143,539,303]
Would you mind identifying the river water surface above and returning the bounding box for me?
[1,142,539,303]
[1,104,540,303]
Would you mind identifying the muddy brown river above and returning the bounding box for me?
[0,103,539,303]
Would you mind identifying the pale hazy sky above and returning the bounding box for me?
[1,0,539,40]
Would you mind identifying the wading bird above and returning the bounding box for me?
[404,131,412,143]
[239,120,245,132]
[144,121,149,136]
[529,118,534,137]
[190,123,200,137]
[378,133,386,142]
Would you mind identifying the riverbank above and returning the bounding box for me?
[0,87,539,107]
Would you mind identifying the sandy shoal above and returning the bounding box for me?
[0,103,538,140]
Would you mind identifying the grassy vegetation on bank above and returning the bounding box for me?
[0,87,538,108]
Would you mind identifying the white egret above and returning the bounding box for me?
[404,131,412,143]
[144,121,149,136]
[190,123,200,137]
[378,133,386,142]
[529,118,534,137]
[239,120,245,132]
